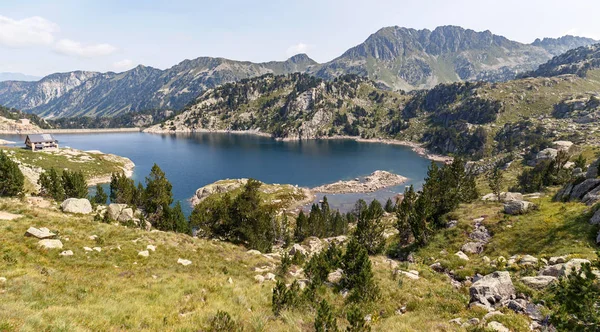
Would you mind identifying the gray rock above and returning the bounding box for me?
[506,299,527,312]
[455,251,469,261]
[38,239,63,249]
[117,208,134,222]
[138,250,149,257]
[25,227,55,239]
[586,157,600,179]
[60,198,92,214]
[519,255,538,266]
[504,200,533,215]
[597,231,600,245]
[570,179,600,200]
[327,269,343,283]
[462,242,484,254]
[59,250,74,256]
[549,256,568,265]
[289,244,308,257]
[582,185,600,205]
[539,264,565,277]
[487,321,510,332]
[563,258,591,277]
[430,262,444,272]
[591,209,600,225]
[521,276,558,289]
[107,203,127,220]
[555,183,573,201]
[553,140,573,151]
[469,271,515,308]
[536,148,558,162]
[177,258,192,266]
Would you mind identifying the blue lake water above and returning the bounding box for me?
[1,132,433,215]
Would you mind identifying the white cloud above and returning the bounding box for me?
[112,59,135,71]
[0,15,59,47]
[286,42,314,56]
[54,39,117,57]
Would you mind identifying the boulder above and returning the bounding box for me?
[305,237,323,254]
[521,276,558,289]
[177,258,192,266]
[555,183,573,201]
[147,245,157,252]
[264,273,276,281]
[503,200,533,215]
[107,203,127,220]
[539,264,564,277]
[582,185,600,205]
[548,256,568,265]
[502,192,524,202]
[59,250,74,256]
[117,208,134,222]
[487,321,510,332]
[254,275,264,283]
[586,157,600,179]
[60,198,92,214]
[289,244,308,257]
[455,251,469,261]
[25,227,56,239]
[597,231,600,245]
[536,148,558,162]
[469,271,515,308]
[38,239,63,249]
[327,269,343,283]
[590,209,600,225]
[138,250,149,257]
[570,179,600,200]
[398,270,420,280]
[563,258,591,277]
[552,141,573,151]
[246,249,262,255]
[462,242,484,254]
[519,255,538,266]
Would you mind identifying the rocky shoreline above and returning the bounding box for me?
[311,170,408,194]
[144,127,452,163]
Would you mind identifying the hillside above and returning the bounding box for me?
[0,26,595,119]
[145,67,600,160]
[523,43,600,78]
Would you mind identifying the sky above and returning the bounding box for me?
[1,0,600,77]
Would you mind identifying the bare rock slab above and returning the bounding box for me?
[38,239,63,249]
[25,227,56,239]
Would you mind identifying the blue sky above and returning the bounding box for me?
[1,0,599,77]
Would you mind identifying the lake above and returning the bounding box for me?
[1,132,433,215]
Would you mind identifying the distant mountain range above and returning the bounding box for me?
[0,72,41,82]
[0,25,597,118]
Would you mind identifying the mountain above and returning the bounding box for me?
[312,26,598,91]
[0,72,41,82]
[523,43,600,78]
[0,55,317,118]
[0,26,596,118]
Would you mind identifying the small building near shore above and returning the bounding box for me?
[25,134,59,151]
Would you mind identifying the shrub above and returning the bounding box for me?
[353,199,386,255]
[92,184,108,205]
[61,170,88,198]
[314,299,338,332]
[207,311,241,332]
[340,240,379,303]
[38,168,65,201]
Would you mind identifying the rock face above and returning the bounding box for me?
[571,179,600,200]
[503,200,534,215]
[107,204,135,222]
[469,271,515,309]
[60,198,92,214]
[312,170,408,194]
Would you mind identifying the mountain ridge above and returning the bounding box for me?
[0,25,597,118]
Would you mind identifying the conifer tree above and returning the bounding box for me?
[294,210,309,242]
[346,306,370,332]
[354,199,386,255]
[341,239,379,303]
[62,170,88,198]
[315,299,338,332]
[487,166,504,201]
[0,150,24,197]
[39,168,65,201]
[93,184,108,205]
[144,164,173,214]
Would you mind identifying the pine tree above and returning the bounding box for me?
[62,170,88,198]
[346,306,370,332]
[314,299,338,332]
[109,172,136,204]
[353,199,385,255]
[231,179,275,252]
[38,168,65,201]
[294,210,309,242]
[171,201,190,234]
[272,280,287,317]
[144,164,173,214]
[487,166,504,201]
[0,151,24,197]
[341,239,379,303]
[384,198,395,213]
[93,184,108,205]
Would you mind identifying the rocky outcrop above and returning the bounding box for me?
[25,227,55,239]
[60,198,92,214]
[191,179,248,205]
[520,276,557,290]
[312,170,408,194]
[469,271,515,309]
